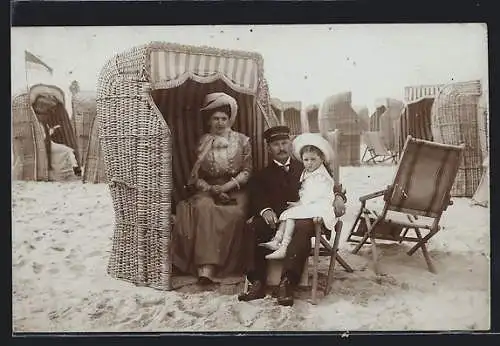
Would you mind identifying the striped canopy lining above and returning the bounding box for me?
[404,85,443,103]
[389,140,461,218]
[283,109,302,135]
[398,98,434,156]
[30,98,81,168]
[151,78,266,207]
[150,50,259,94]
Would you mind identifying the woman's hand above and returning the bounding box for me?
[210,185,223,195]
[287,201,300,208]
[333,195,346,217]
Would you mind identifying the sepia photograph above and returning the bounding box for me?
[11,24,490,332]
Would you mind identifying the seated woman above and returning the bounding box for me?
[172,92,252,285]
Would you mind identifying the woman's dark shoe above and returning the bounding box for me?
[276,277,294,306]
[238,280,266,301]
[197,276,216,286]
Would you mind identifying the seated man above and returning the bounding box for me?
[238,126,346,306]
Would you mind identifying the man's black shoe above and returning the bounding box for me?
[276,276,294,306]
[238,280,266,301]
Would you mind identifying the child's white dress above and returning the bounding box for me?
[278,164,336,230]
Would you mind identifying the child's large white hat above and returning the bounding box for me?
[292,133,335,163]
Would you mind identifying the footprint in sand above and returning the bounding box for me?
[48,268,59,275]
[14,258,27,268]
[87,250,102,258]
[32,262,43,274]
[50,245,66,252]
[70,264,86,273]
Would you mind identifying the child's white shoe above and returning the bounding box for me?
[265,246,287,259]
[259,240,280,251]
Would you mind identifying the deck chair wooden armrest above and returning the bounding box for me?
[359,187,389,202]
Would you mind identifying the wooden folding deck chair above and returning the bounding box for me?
[348,136,464,274]
[362,131,397,164]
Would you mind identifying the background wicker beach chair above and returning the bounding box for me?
[353,105,370,133]
[319,92,362,166]
[30,84,81,169]
[270,97,284,126]
[430,80,486,197]
[348,136,464,274]
[12,91,49,181]
[369,105,385,132]
[404,84,444,103]
[396,97,435,158]
[305,104,320,133]
[472,155,489,207]
[379,98,405,155]
[282,101,302,136]
[260,79,281,128]
[97,42,276,291]
[82,106,107,184]
[71,90,97,170]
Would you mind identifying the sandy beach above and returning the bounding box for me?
[12,165,490,332]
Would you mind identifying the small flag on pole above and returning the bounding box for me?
[25,50,53,74]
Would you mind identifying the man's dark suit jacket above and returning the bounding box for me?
[249,158,304,218]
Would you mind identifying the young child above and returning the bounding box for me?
[260,133,337,259]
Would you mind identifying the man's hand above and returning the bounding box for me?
[262,209,278,229]
[333,195,346,217]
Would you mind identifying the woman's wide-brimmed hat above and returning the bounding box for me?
[292,133,335,164]
[200,92,238,125]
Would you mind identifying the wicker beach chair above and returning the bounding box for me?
[396,97,434,158]
[97,42,277,291]
[353,106,370,133]
[305,104,320,133]
[74,91,107,184]
[71,90,96,169]
[282,101,302,136]
[431,80,487,197]
[270,97,284,126]
[369,105,385,132]
[12,84,80,181]
[319,92,362,166]
[347,136,464,274]
[12,92,49,181]
[361,131,397,164]
[379,98,404,156]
